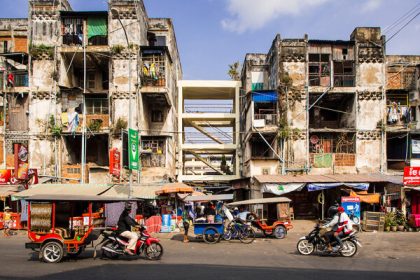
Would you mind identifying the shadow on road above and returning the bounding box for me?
[1,263,419,280]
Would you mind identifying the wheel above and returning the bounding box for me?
[297,239,315,255]
[41,241,64,263]
[352,217,360,224]
[273,225,287,239]
[203,226,221,244]
[222,228,233,241]
[145,242,164,260]
[340,240,357,257]
[239,227,255,244]
[67,247,83,258]
[101,240,120,259]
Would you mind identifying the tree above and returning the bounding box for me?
[228,61,240,81]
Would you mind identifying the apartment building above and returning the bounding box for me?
[0,0,181,185]
[240,27,416,217]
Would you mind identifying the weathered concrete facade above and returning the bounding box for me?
[0,0,182,184]
[240,27,419,199]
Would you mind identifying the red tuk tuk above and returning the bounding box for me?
[24,194,131,263]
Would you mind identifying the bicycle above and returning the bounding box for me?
[222,219,255,244]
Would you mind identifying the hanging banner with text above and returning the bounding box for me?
[403,166,420,186]
[128,129,139,170]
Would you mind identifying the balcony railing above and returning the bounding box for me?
[310,153,355,168]
[254,114,278,126]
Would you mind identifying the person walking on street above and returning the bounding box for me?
[3,207,13,237]
[182,205,191,243]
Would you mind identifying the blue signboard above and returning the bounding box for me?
[341,197,361,224]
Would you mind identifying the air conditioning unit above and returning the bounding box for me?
[409,91,419,102]
[253,119,265,128]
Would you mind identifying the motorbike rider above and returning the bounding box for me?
[321,204,353,252]
[117,202,139,255]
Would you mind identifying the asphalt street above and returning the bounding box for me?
[1,228,420,280]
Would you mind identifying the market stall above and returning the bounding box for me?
[155,182,194,232]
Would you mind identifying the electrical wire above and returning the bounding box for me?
[383,3,420,34]
[386,11,420,43]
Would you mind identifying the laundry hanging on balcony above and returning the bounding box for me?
[87,17,107,39]
[252,91,278,103]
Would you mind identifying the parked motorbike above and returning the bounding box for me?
[296,224,362,257]
[95,226,163,260]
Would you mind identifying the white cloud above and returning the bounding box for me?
[221,0,331,33]
[361,0,383,13]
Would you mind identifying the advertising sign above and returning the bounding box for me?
[128,129,139,170]
[0,170,12,184]
[109,148,121,177]
[14,144,29,180]
[403,166,420,186]
[341,196,361,224]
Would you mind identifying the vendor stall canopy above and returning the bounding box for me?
[183,194,234,202]
[155,182,194,195]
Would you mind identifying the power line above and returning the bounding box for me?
[386,11,420,43]
[383,3,420,34]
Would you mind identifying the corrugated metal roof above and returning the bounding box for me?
[228,197,291,206]
[254,174,403,185]
[184,194,234,202]
[103,185,163,200]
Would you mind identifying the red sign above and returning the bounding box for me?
[341,196,360,203]
[109,148,121,177]
[0,170,12,184]
[404,167,420,185]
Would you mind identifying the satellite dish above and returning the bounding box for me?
[310,135,319,144]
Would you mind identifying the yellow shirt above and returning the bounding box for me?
[3,212,11,221]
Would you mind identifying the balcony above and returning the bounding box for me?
[60,12,108,51]
[310,153,355,168]
[254,114,278,126]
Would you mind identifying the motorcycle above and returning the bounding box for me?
[296,224,362,257]
[95,226,163,260]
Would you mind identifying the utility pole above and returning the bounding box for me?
[112,8,133,198]
[81,26,87,184]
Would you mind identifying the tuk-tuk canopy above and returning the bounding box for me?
[11,184,114,201]
[25,194,133,202]
[228,197,291,206]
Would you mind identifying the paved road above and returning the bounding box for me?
[1,230,420,280]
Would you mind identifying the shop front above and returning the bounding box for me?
[254,174,402,225]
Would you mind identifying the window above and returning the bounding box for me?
[155,36,166,46]
[334,61,355,87]
[85,97,108,114]
[309,54,330,86]
[152,110,163,122]
[87,72,96,89]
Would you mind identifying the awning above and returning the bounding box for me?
[183,194,234,202]
[307,183,369,192]
[349,190,380,204]
[252,91,278,102]
[11,184,113,201]
[404,186,420,192]
[255,174,403,185]
[87,17,107,39]
[103,185,163,200]
[155,182,194,195]
[0,186,19,199]
[261,183,305,196]
[228,197,291,206]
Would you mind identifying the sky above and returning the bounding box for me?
[2,0,420,80]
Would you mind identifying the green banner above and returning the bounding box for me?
[87,17,107,39]
[128,129,139,170]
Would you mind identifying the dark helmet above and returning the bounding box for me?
[327,205,339,218]
[124,202,132,211]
